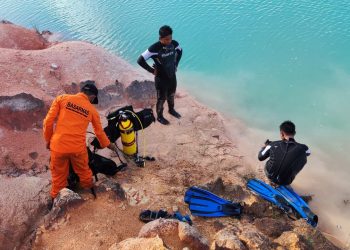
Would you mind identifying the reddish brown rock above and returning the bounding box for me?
[0,40,147,101]
[0,93,47,130]
[274,231,309,250]
[244,200,284,219]
[0,129,48,176]
[291,220,341,250]
[43,188,84,228]
[138,219,209,250]
[203,177,248,202]
[97,81,126,109]
[216,224,274,250]
[238,226,273,250]
[125,80,156,108]
[0,22,49,50]
[211,227,247,250]
[61,82,80,95]
[0,174,50,250]
[178,221,210,250]
[109,236,167,250]
[254,217,292,238]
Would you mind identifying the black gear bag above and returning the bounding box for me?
[67,147,121,190]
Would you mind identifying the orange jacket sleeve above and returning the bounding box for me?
[43,96,61,144]
[91,109,110,148]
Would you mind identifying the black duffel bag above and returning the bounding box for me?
[133,108,155,131]
[91,105,155,148]
[67,147,121,190]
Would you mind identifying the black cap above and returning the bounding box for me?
[81,80,98,104]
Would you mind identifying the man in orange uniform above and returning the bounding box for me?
[43,81,117,199]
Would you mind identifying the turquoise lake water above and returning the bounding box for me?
[1,0,350,243]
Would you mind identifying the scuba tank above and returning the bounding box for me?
[118,113,137,156]
[112,109,155,168]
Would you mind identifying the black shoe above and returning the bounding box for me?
[157,116,170,125]
[169,109,181,119]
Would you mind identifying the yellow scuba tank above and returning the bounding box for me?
[118,115,137,156]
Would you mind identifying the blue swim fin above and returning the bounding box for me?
[247,179,290,212]
[247,179,318,227]
[173,211,193,225]
[276,185,318,227]
[184,186,242,217]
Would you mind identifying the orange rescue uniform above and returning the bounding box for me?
[43,93,110,198]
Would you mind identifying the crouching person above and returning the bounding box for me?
[43,80,117,200]
[258,120,311,186]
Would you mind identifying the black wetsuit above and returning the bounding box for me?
[258,138,311,185]
[137,40,182,118]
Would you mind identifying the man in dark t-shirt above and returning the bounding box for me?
[137,25,183,125]
[258,120,311,185]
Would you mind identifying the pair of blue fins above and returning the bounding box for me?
[184,178,318,227]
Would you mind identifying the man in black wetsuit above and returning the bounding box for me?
[258,121,311,185]
[137,25,183,125]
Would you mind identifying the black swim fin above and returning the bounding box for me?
[184,186,242,217]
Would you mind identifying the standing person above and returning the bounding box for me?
[258,120,311,185]
[43,80,117,200]
[137,25,183,125]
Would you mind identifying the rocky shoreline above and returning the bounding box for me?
[0,22,345,249]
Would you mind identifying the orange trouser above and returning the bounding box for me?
[50,150,92,198]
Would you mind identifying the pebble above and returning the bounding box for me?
[50,63,59,70]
